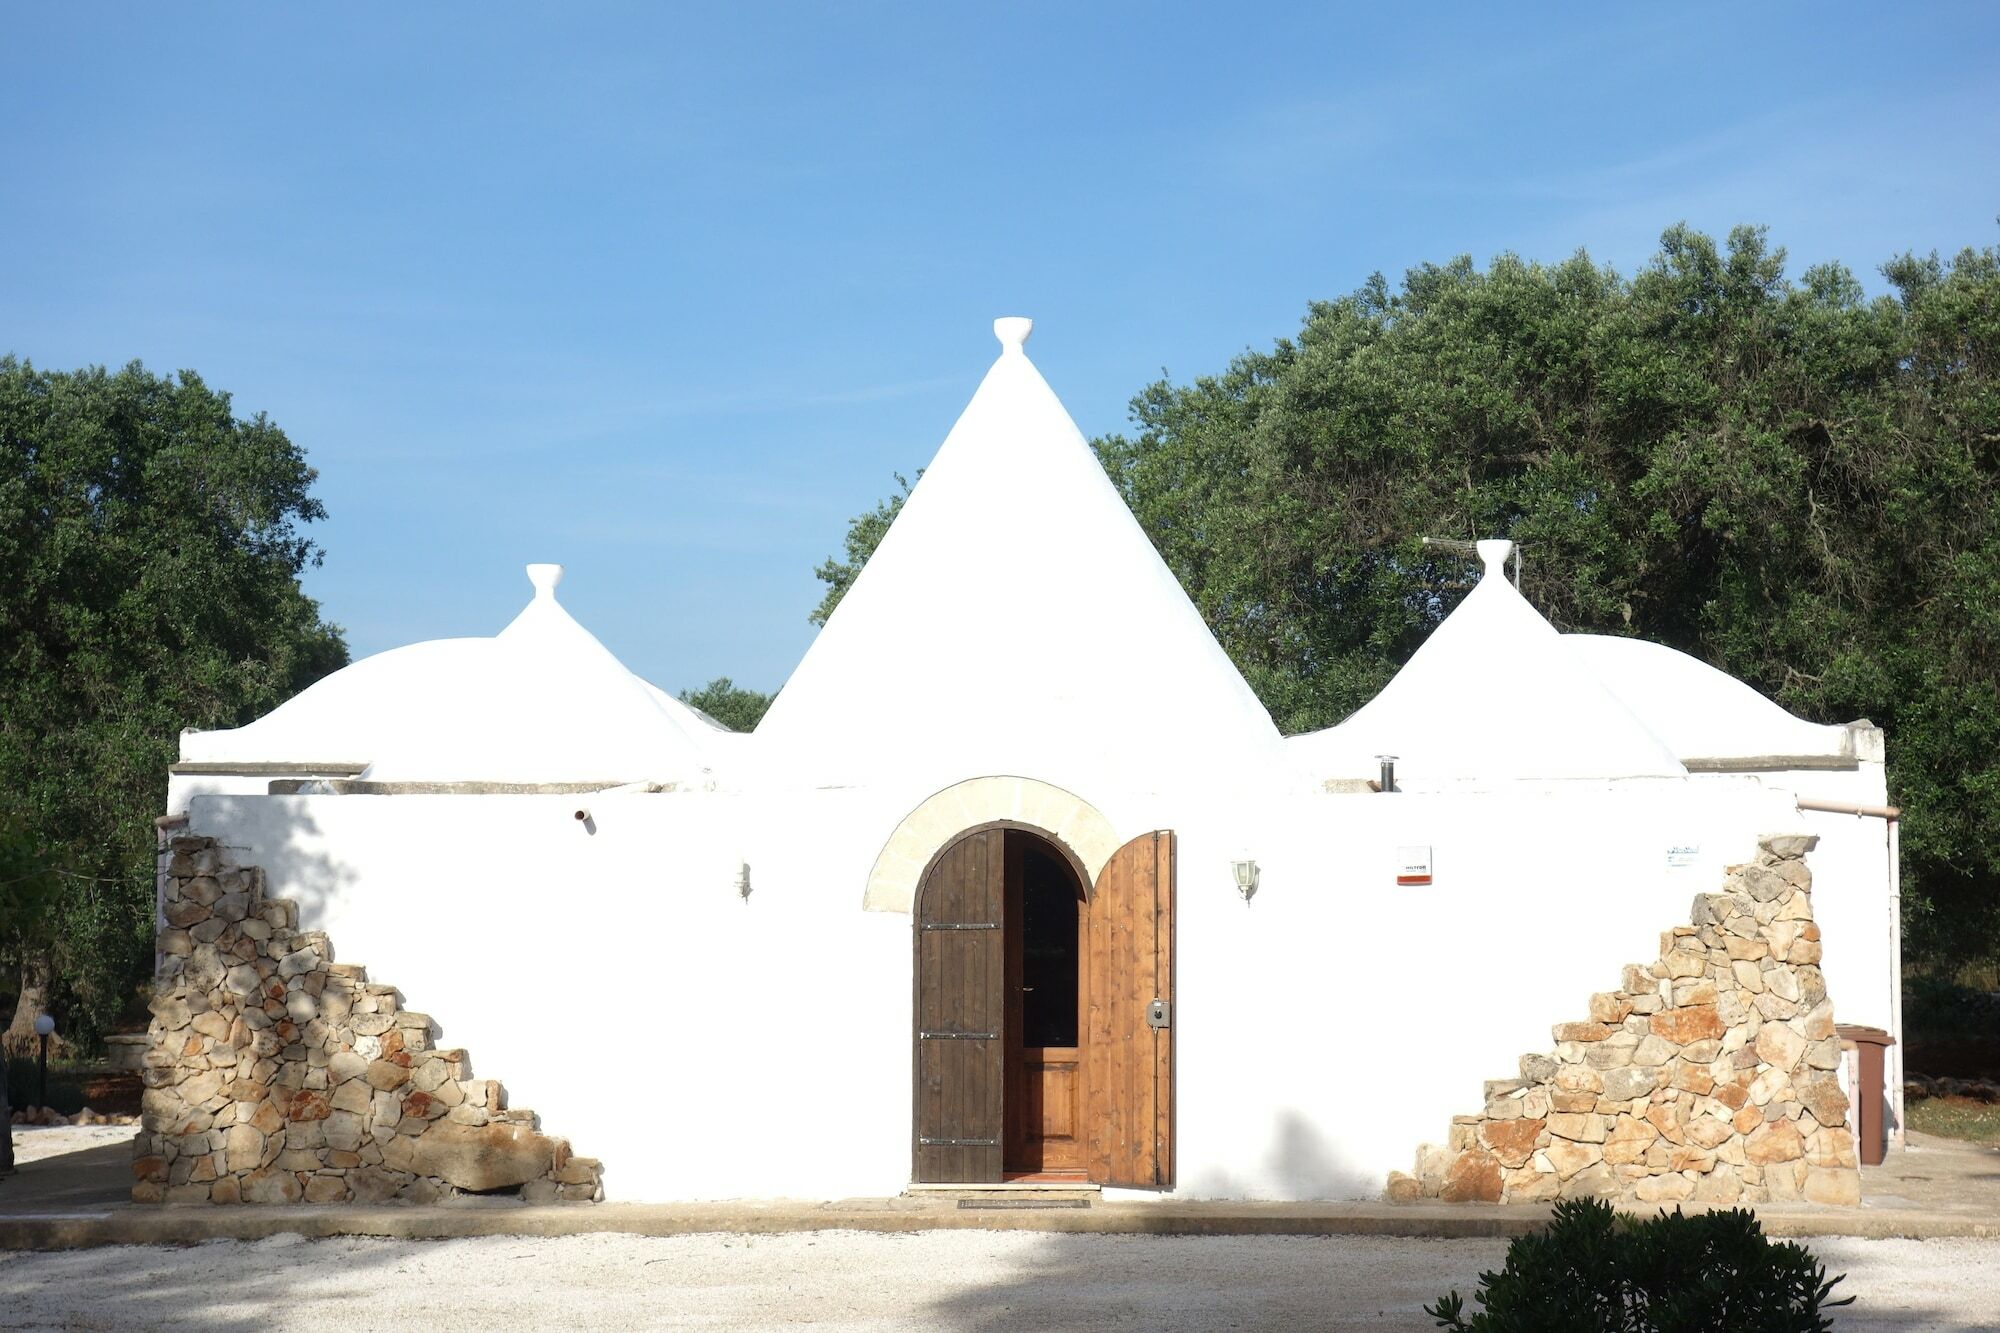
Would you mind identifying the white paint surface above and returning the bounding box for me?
[168,317,1907,1201]
[1566,633,1857,764]
[750,318,1283,795]
[180,565,718,787]
[1288,543,1686,786]
[192,774,1826,1202]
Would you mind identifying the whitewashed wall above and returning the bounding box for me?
[189,774,1862,1202]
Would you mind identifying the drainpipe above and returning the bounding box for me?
[1887,815,1904,1146]
[1796,797,1905,1147]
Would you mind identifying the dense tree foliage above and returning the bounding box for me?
[0,359,346,1047]
[814,226,2000,974]
[678,676,772,732]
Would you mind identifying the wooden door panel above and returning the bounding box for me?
[914,829,1004,1184]
[1084,830,1175,1188]
[1013,1047,1083,1173]
[1034,1054,1079,1140]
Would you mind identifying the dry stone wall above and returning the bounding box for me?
[135,835,602,1205]
[1389,834,1862,1208]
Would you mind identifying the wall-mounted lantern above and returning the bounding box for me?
[1231,858,1259,904]
[33,1013,55,1109]
[735,861,752,903]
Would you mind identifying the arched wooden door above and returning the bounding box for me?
[912,828,1005,1183]
[913,825,1174,1187]
[1085,830,1175,1188]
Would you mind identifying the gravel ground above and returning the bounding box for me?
[3,1131,1992,1331]
[1,1228,1995,1331]
[5,1125,136,1166]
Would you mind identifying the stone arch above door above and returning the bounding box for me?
[863,777,1120,913]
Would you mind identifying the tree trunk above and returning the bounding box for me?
[2,961,49,1059]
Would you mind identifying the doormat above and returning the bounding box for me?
[956,1197,1092,1210]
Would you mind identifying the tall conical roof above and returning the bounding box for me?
[1289,541,1687,784]
[755,318,1280,791]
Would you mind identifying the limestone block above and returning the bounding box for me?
[1415,1143,1453,1194]
[1601,1067,1657,1101]
[1558,1162,1617,1199]
[1543,1138,1603,1180]
[1588,993,1633,1024]
[365,1060,411,1091]
[1478,1118,1545,1169]
[1796,1075,1848,1127]
[1754,1022,1806,1072]
[1519,1053,1558,1083]
[223,1124,265,1174]
[303,1175,350,1204]
[1439,1150,1503,1203]
[1745,1119,1806,1165]
[1803,1166,1861,1205]
[397,1120,557,1193]
[240,1168,303,1204]
[1634,1173,1695,1203]
[1650,1006,1724,1044]
[1806,1127,1858,1170]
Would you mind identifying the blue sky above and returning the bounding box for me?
[5,3,1997,695]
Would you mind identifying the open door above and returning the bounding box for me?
[913,828,1005,1183]
[1084,830,1175,1188]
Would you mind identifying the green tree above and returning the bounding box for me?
[810,472,914,626]
[0,358,346,1047]
[678,676,772,732]
[814,225,2000,974]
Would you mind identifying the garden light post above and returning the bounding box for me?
[34,1014,54,1112]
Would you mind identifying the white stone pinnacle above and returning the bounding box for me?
[526,563,564,599]
[993,316,1033,353]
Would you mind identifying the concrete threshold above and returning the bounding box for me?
[905,1181,1100,1193]
[2,1196,1996,1251]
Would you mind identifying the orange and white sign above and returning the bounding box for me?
[1396,845,1433,886]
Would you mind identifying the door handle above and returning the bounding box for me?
[1146,999,1171,1030]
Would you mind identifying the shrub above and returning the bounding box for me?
[1427,1198,1852,1332]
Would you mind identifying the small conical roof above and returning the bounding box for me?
[1290,541,1686,784]
[183,566,715,786]
[1564,634,1854,764]
[755,318,1281,790]
[361,564,710,783]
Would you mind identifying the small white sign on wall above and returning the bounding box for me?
[1666,843,1701,869]
[1396,845,1433,886]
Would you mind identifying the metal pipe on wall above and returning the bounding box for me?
[1796,796,1905,1148]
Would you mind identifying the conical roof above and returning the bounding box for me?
[1289,542,1686,784]
[755,318,1281,790]
[1564,634,1854,764]
[183,566,715,786]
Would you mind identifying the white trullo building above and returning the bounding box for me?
[152,318,1898,1207]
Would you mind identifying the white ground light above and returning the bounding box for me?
[1,1229,1993,1331]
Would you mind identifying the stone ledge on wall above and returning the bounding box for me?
[1387,833,1863,1208]
[134,836,602,1206]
